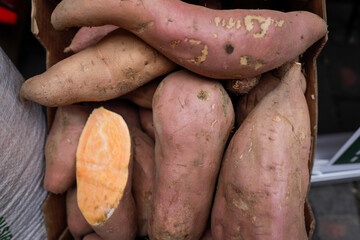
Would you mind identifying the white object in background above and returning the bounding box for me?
[311,127,360,184]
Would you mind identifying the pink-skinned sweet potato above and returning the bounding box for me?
[122,78,161,109]
[51,0,327,79]
[139,107,154,140]
[20,29,176,107]
[149,70,235,240]
[85,99,141,129]
[82,233,104,240]
[211,62,311,240]
[129,126,155,237]
[235,72,280,126]
[44,104,91,194]
[82,233,103,240]
[66,186,93,240]
[64,25,119,53]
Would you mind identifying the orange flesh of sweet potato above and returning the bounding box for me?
[211,63,310,240]
[76,107,131,225]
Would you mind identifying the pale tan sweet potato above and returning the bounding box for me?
[66,186,93,240]
[76,107,137,240]
[64,25,119,53]
[235,72,280,126]
[139,107,154,140]
[129,127,155,237]
[44,104,91,194]
[211,62,311,240]
[51,0,327,79]
[149,70,235,240]
[20,29,176,107]
[122,78,161,109]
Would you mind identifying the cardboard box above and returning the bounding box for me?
[30,0,328,239]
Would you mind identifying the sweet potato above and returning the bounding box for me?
[44,104,91,194]
[139,108,154,140]
[235,72,280,126]
[64,25,119,53]
[224,75,261,95]
[51,0,327,79]
[66,186,93,240]
[129,127,155,236]
[149,70,235,240]
[76,107,137,240]
[82,233,103,240]
[211,62,311,239]
[122,78,161,109]
[20,29,176,107]
[86,99,141,129]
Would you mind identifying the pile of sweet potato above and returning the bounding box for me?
[20,0,327,239]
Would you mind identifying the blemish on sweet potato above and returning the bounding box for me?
[197,89,210,101]
[224,43,234,54]
[135,21,154,33]
[187,44,208,64]
[170,40,181,48]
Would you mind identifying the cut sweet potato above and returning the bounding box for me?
[76,107,137,240]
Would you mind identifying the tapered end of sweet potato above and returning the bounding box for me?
[76,107,131,226]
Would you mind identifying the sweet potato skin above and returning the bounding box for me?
[123,78,161,109]
[149,70,235,240]
[20,29,176,107]
[51,0,327,79]
[129,127,155,236]
[235,72,280,126]
[44,104,91,194]
[211,63,311,240]
[82,233,103,240]
[139,107,155,140]
[66,186,93,240]
[64,25,119,53]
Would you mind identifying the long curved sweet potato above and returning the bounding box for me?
[20,29,176,107]
[149,70,235,240]
[76,107,137,240]
[44,104,91,194]
[51,0,327,79]
[211,62,311,240]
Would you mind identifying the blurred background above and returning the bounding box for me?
[0,0,359,239]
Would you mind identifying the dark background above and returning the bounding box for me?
[1,0,359,239]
